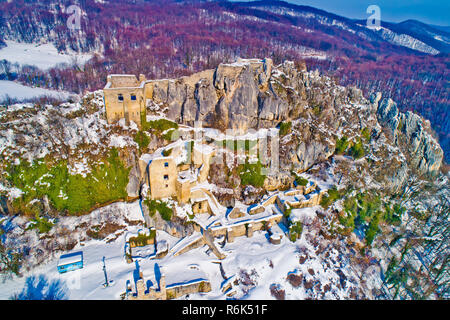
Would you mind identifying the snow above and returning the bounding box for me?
[290,206,319,225]
[0,80,73,102]
[109,134,137,149]
[0,40,92,70]
[0,185,375,301]
[370,26,440,55]
[68,158,91,177]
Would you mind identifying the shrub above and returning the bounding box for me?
[145,199,172,221]
[237,160,266,188]
[270,284,286,300]
[162,148,172,157]
[361,127,371,142]
[289,221,303,242]
[283,207,292,218]
[134,130,150,152]
[129,229,156,247]
[365,212,382,245]
[384,202,404,225]
[279,122,292,136]
[0,245,22,276]
[338,211,356,231]
[162,129,180,141]
[320,185,343,209]
[348,140,365,159]
[295,176,308,187]
[335,136,349,154]
[286,273,303,288]
[341,191,382,231]
[312,104,322,116]
[26,213,54,234]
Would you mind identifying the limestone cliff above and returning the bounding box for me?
[146,58,444,191]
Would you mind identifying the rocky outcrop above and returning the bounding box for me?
[376,97,443,176]
[148,58,292,133]
[376,98,400,139]
[295,140,335,172]
[126,165,141,198]
[146,57,443,187]
[142,204,195,238]
[264,172,293,191]
[398,111,443,175]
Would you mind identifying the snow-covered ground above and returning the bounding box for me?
[0,80,73,102]
[0,40,92,70]
[0,198,371,300]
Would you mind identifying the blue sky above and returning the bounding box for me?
[236,0,450,26]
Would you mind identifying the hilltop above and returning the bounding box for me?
[0,58,448,299]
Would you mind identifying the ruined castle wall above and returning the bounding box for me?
[192,199,210,215]
[104,86,144,126]
[285,190,324,209]
[176,179,191,204]
[173,236,206,257]
[166,280,212,299]
[149,157,177,199]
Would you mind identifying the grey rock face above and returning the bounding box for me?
[399,111,443,175]
[148,58,287,133]
[377,98,400,138]
[296,141,334,172]
[126,165,141,198]
[376,96,443,176]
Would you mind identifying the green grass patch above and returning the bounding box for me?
[8,148,130,216]
[142,118,178,135]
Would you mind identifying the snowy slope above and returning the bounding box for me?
[0,80,74,102]
[0,40,92,70]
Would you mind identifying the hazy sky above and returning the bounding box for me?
[236,0,450,26]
